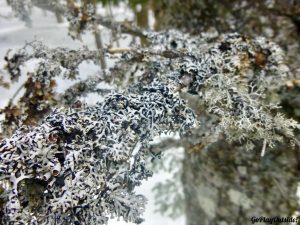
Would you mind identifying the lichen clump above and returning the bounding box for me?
[0,81,195,224]
[0,29,299,224]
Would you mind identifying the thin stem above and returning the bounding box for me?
[8,83,25,106]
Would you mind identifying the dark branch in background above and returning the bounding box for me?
[33,0,147,38]
[95,16,147,38]
[149,138,184,154]
[31,0,65,15]
[107,47,185,59]
[58,75,110,105]
[7,83,25,106]
[7,0,147,40]
[94,27,107,75]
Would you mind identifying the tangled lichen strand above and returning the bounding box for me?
[0,81,195,225]
[66,2,97,39]
[1,29,300,223]
[5,41,101,81]
[2,41,106,136]
[145,31,300,149]
[5,30,300,150]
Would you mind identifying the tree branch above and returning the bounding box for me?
[0,81,195,224]
[29,0,147,38]
[150,138,184,154]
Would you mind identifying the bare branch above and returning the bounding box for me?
[150,138,184,154]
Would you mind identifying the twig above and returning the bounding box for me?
[150,138,183,154]
[107,48,131,54]
[107,2,120,47]
[107,47,186,59]
[261,139,267,157]
[8,83,25,106]
[29,0,147,38]
[59,75,106,105]
[96,16,147,39]
[94,26,107,76]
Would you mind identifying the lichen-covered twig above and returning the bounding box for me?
[0,81,195,224]
[7,0,147,39]
[1,29,300,224]
[3,30,300,149]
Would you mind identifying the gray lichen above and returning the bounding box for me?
[0,80,195,224]
[1,12,300,224]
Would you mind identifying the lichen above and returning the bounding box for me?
[0,81,195,224]
[1,8,300,223]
